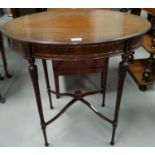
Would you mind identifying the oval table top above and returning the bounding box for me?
[1,10,151,45]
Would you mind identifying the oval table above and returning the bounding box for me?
[1,10,150,146]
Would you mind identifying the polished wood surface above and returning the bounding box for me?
[29,36,143,61]
[48,8,111,11]
[2,10,150,44]
[52,59,107,75]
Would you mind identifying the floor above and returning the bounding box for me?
[0,12,155,147]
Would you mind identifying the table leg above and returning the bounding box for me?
[28,58,49,146]
[110,42,132,145]
[110,61,128,145]
[0,32,12,78]
[42,59,53,109]
[101,58,109,107]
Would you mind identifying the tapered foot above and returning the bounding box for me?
[100,90,106,107]
[0,77,4,80]
[139,85,147,91]
[0,74,4,80]
[45,143,49,146]
[6,73,12,78]
[110,123,117,146]
[101,103,105,107]
[50,105,54,109]
[56,95,60,99]
[0,96,5,103]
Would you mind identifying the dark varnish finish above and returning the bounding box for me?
[1,10,150,146]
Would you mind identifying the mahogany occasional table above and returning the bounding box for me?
[1,10,150,146]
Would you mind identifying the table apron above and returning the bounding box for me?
[8,35,143,61]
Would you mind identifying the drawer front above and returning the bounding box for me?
[52,59,107,70]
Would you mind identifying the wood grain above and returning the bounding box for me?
[2,10,150,45]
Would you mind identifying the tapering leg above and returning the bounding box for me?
[110,61,128,145]
[110,41,132,145]
[42,59,53,109]
[101,58,109,107]
[0,32,12,78]
[53,72,60,99]
[28,58,49,146]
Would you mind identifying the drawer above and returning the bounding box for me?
[52,59,108,70]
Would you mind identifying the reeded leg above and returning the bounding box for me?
[28,58,49,146]
[101,58,109,107]
[110,41,132,145]
[42,59,53,109]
